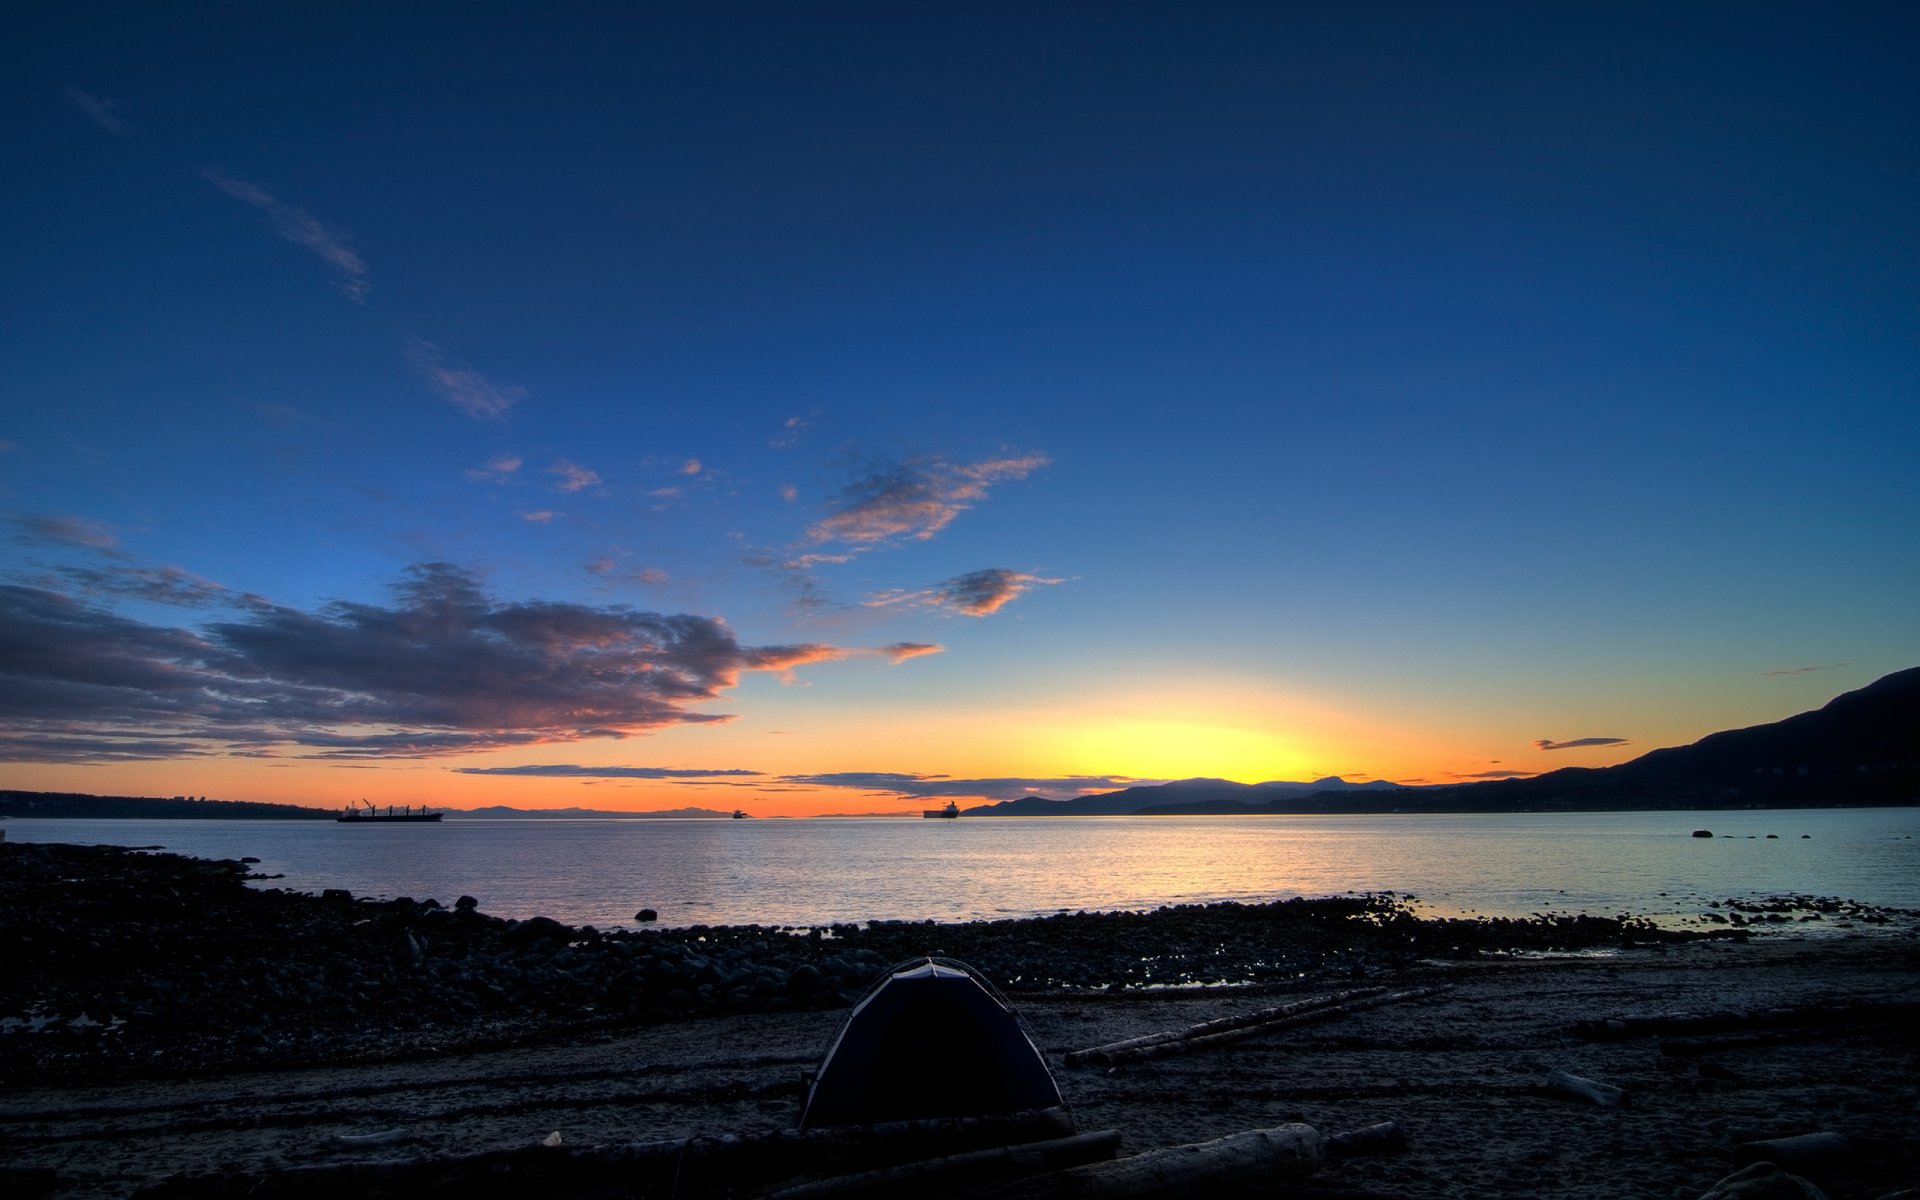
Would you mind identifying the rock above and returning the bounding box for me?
[454,895,479,912]
[321,889,352,903]
[1693,829,1714,838]
[1698,1162,1830,1200]
[635,908,658,923]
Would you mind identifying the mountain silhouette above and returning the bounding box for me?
[963,668,1919,816]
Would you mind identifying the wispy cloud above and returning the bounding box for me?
[1449,769,1539,779]
[454,764,762,779]
[406,339,524,422]
[808,452,1049,548]
[868,567,1063,617]
[771,415,810,450]
[64,86,132,136]
[586,557,668,587]
[0,564,845,762]
[880,642,943,663]
[8,512,120,551]
[1532,736,1629,751]
[466,455,523,484]
[548,458,602,493]
[519,510,560,523]
[58,564,230,608]
[679,458,702,476]
[1763,663,1848,677]
[204,168,369,302]
[778,772,1148,802]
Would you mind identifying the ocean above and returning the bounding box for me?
[5,808,1917,930]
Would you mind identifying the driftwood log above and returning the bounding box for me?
[1067,987,1449,1068]
[986,1124,1325,1199]
[1732,1131,1852,1171]
[132,1107,1077,1199]
[1545,1067,1629,1108]
[766,1130,1123,1199]
[1064,988,1386,1067]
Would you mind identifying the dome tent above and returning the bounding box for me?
[799,957,1064,1130]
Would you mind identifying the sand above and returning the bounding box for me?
[5,935,1916,1199]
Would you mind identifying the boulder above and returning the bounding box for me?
[1699,1162,1830,1200]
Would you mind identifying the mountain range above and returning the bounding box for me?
[962,666,1919,816]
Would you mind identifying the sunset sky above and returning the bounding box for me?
[4,4,1917,815]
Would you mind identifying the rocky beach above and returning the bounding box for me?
[4,840,1918,1198]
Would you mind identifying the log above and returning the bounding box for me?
[1326,1121,1406,1158]
[766,1130,1123,1199]
[1732,1131,1851,1171]
[987,1124,1324,1199]
[1083,987,1450,1067]
[1545,1067,1629,1108]
[1064,988,1386,1067]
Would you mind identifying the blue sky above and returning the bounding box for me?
[3,3,1916,812]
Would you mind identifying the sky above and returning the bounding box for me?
[3,3,1917,815]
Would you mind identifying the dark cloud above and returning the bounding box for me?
[1532,737,1630,751]
[868,568,1062,617]
[1448,769,1538,779]
[1762,663,1848,677]
[454,764,763,778]
[778,772,1144,802]
[0,565,845,762]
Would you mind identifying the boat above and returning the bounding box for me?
[336,799,442,823]
[923,801,960,819]
[799,957,1063,1130]
[732,809,749,819]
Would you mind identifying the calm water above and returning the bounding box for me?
[6,809,1917,930]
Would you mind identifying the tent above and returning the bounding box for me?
[799,957,1064,1130]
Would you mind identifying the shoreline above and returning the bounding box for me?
[5,841,1920,1198]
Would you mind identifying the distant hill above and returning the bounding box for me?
[963,775,1401,817]
[1396,666,1920,814]
[0,791,333,820]
[963,668,1920,816]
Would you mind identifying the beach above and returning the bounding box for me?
[4,842,1917,1198]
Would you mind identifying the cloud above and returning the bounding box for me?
[1763,663,1848,677]
[519,510,560,523]
[58,564,230,608]
[679,458,702,476]
[467,455,523,483]
[204,169,369,302]
[779,484,798,503]
[1532,737,1630,751]
[881,642,943,663]
[64,86,132,136]
[406,339,524,421]
[0,564,845,762]
[868,568,1062,617]
[548,458,602,493]
[1449,769,1538,780]
[8,512,120,551]
[778,772,1148,803]
[454,764,762,779]
[807,452,1049,548]
[771,415,810,450]
[586,557,668,587]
